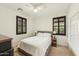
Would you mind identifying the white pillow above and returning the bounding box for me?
[37,33,44,37]
[37,33,51,37]
[43,33,51,37]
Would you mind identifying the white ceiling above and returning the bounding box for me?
[0,3,71,18]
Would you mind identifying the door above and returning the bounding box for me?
[70,13,79,55]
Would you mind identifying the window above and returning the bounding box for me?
[53,16,66,35]
[16,16,27,35]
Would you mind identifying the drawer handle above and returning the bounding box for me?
[0,53,9,55]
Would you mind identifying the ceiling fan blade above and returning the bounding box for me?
[25,3,33,7]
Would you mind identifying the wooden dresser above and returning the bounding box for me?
[0,35,14,56]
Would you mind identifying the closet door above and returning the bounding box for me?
[70,13,79,51]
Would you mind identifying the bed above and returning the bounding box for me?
[18,31,52,56]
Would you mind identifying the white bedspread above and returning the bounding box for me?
[19,36,51,56]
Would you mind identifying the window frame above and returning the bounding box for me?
[16,16,27,35]
[53,16,66,35]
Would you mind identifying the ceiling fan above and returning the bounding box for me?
[25,3,47,12]
[17,3,47,13]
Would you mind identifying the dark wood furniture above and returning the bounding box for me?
[18,48,32,56]
[0,35,13,56]
[51,35,57,47]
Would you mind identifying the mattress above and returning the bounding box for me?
[19,36,51,56]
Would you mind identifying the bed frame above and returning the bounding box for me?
[37,31,52,34]
[18,31,52,56]
[18,45,51,56]
[18,48,32,56]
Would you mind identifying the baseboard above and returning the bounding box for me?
[68,43,76,56]
[57,44,68,48]
[69,48,76,56]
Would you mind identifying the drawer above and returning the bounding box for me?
[0,48,13,56]
[53,42,56,44]
[52,40,56,42]
[53,44,57,47]
[0,40,11,53]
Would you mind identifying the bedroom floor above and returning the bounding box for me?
[14,46,74,56]
[48,46,74,56]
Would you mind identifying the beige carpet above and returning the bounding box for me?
[14,46,74,56]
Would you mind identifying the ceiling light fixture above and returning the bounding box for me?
[33,7,42,12]
[38,7,42,10]
[34,9,38,12]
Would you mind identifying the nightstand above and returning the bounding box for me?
[51,35,57,47]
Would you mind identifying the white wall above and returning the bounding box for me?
[34,12,68,46]
[0,6,35,47]
[67,4,79,56]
